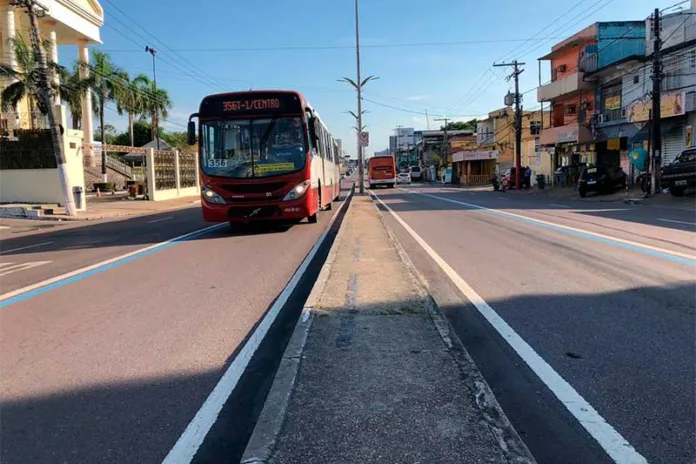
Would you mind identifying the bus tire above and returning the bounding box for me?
[307,213,318,224]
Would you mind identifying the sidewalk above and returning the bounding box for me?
[0,196,201,222]
[242,195,534,464]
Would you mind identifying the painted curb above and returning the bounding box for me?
[240,191,351,464]
[369,190,537,464]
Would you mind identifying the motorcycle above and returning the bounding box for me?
[490,174,500,191]
[636,172,652,194]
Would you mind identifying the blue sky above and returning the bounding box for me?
[59,0,683,157]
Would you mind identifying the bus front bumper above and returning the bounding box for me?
[202,195,313,223]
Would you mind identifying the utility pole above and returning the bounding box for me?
[14,0,77,216]
[434,117,449,181]
[650,8,662,196]
[494,60,525,189]
[145,46,159,150]
[425,109,431,130]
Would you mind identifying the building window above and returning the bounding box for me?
[633,75,640,84]
[690,50,696,69]
[565,104,577,115]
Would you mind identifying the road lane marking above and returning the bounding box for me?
[0,224,226,308]
[0,241,53,254]
[0,261,52,277]
[147,217,173,224]
[404,189,696,265]
[0,226,9,230]
[658,218,696,226]
[162,189,354,464]
[549,203,567,208]
[497,196,509,200]
[372,192,648,464]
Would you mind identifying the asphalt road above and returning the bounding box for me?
[0,186,351,464]
[372,184,695,464]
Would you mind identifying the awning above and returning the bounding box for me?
[594,123,639,142]
[629,117,685,143]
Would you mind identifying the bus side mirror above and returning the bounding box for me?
[310,119,320,145]
[187,121,196,146]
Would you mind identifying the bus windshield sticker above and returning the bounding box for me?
[254,163,295,175]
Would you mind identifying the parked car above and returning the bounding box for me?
[397,172,412,184]
[578,165,627,197]
[660,148,696,197]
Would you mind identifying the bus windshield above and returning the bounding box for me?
[200,116,308,178]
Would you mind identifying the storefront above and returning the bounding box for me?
[452,150,498,185]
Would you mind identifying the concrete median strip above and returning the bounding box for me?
[242,194,535,464]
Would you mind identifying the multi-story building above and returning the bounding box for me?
[537,21,645,172]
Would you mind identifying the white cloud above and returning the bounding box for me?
[406,95,429,102]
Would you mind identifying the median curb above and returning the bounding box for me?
[369,190,536,464]
[240,191,351,464]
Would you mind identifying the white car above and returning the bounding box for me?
[397,172,411,184]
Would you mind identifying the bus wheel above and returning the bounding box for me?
[307,213,318,224]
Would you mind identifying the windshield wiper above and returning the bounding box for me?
[260,114,281,148]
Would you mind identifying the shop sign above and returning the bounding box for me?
[604,96,621,111]
[452,150,499,162]
[626,91,685,123]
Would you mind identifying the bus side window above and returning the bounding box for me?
[318,125,326,159]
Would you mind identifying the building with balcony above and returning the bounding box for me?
[537,20,645,170]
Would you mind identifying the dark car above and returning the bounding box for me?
[660,148,696,197]
[578,165,626,197]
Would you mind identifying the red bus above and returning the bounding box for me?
[187,90,341,224]
[367,155,397,189]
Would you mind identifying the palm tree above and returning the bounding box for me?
[59,63,87,130]
[0,36,61,127]
[140,81,172,144]
[116,72,150,146]
[83,51,123,180]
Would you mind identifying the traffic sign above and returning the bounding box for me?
[359,131,369,147]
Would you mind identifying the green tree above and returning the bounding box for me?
[140,81,173,142]
[84,51,124,179]
[441,119,478,131]
[116,72,150,146]
[160,131,189,150]
[59,62,88,130]
[0,36,63,126]
[112,120,153,148]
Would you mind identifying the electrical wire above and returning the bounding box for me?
[99,0,230,92]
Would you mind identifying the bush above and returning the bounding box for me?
[93,182,116,192]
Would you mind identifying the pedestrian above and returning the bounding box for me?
[525,166,532,189]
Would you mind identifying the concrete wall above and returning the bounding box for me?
[0,106,86,210]
[146,148,201,202]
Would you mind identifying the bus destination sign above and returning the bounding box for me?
[202,92,303,116]
[222,99,281,113]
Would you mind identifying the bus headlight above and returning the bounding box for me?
[202,185,226,204]
[283,180,311,201]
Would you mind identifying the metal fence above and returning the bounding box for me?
[179,152,197,188]
[0,129,57,170]
[153,150,177,191]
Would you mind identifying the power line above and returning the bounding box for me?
[99,0,229,92]
[97,36,573,53]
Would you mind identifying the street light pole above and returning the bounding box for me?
[338,0,378,195]
[145,46,159,151]
[354,0,363,194]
